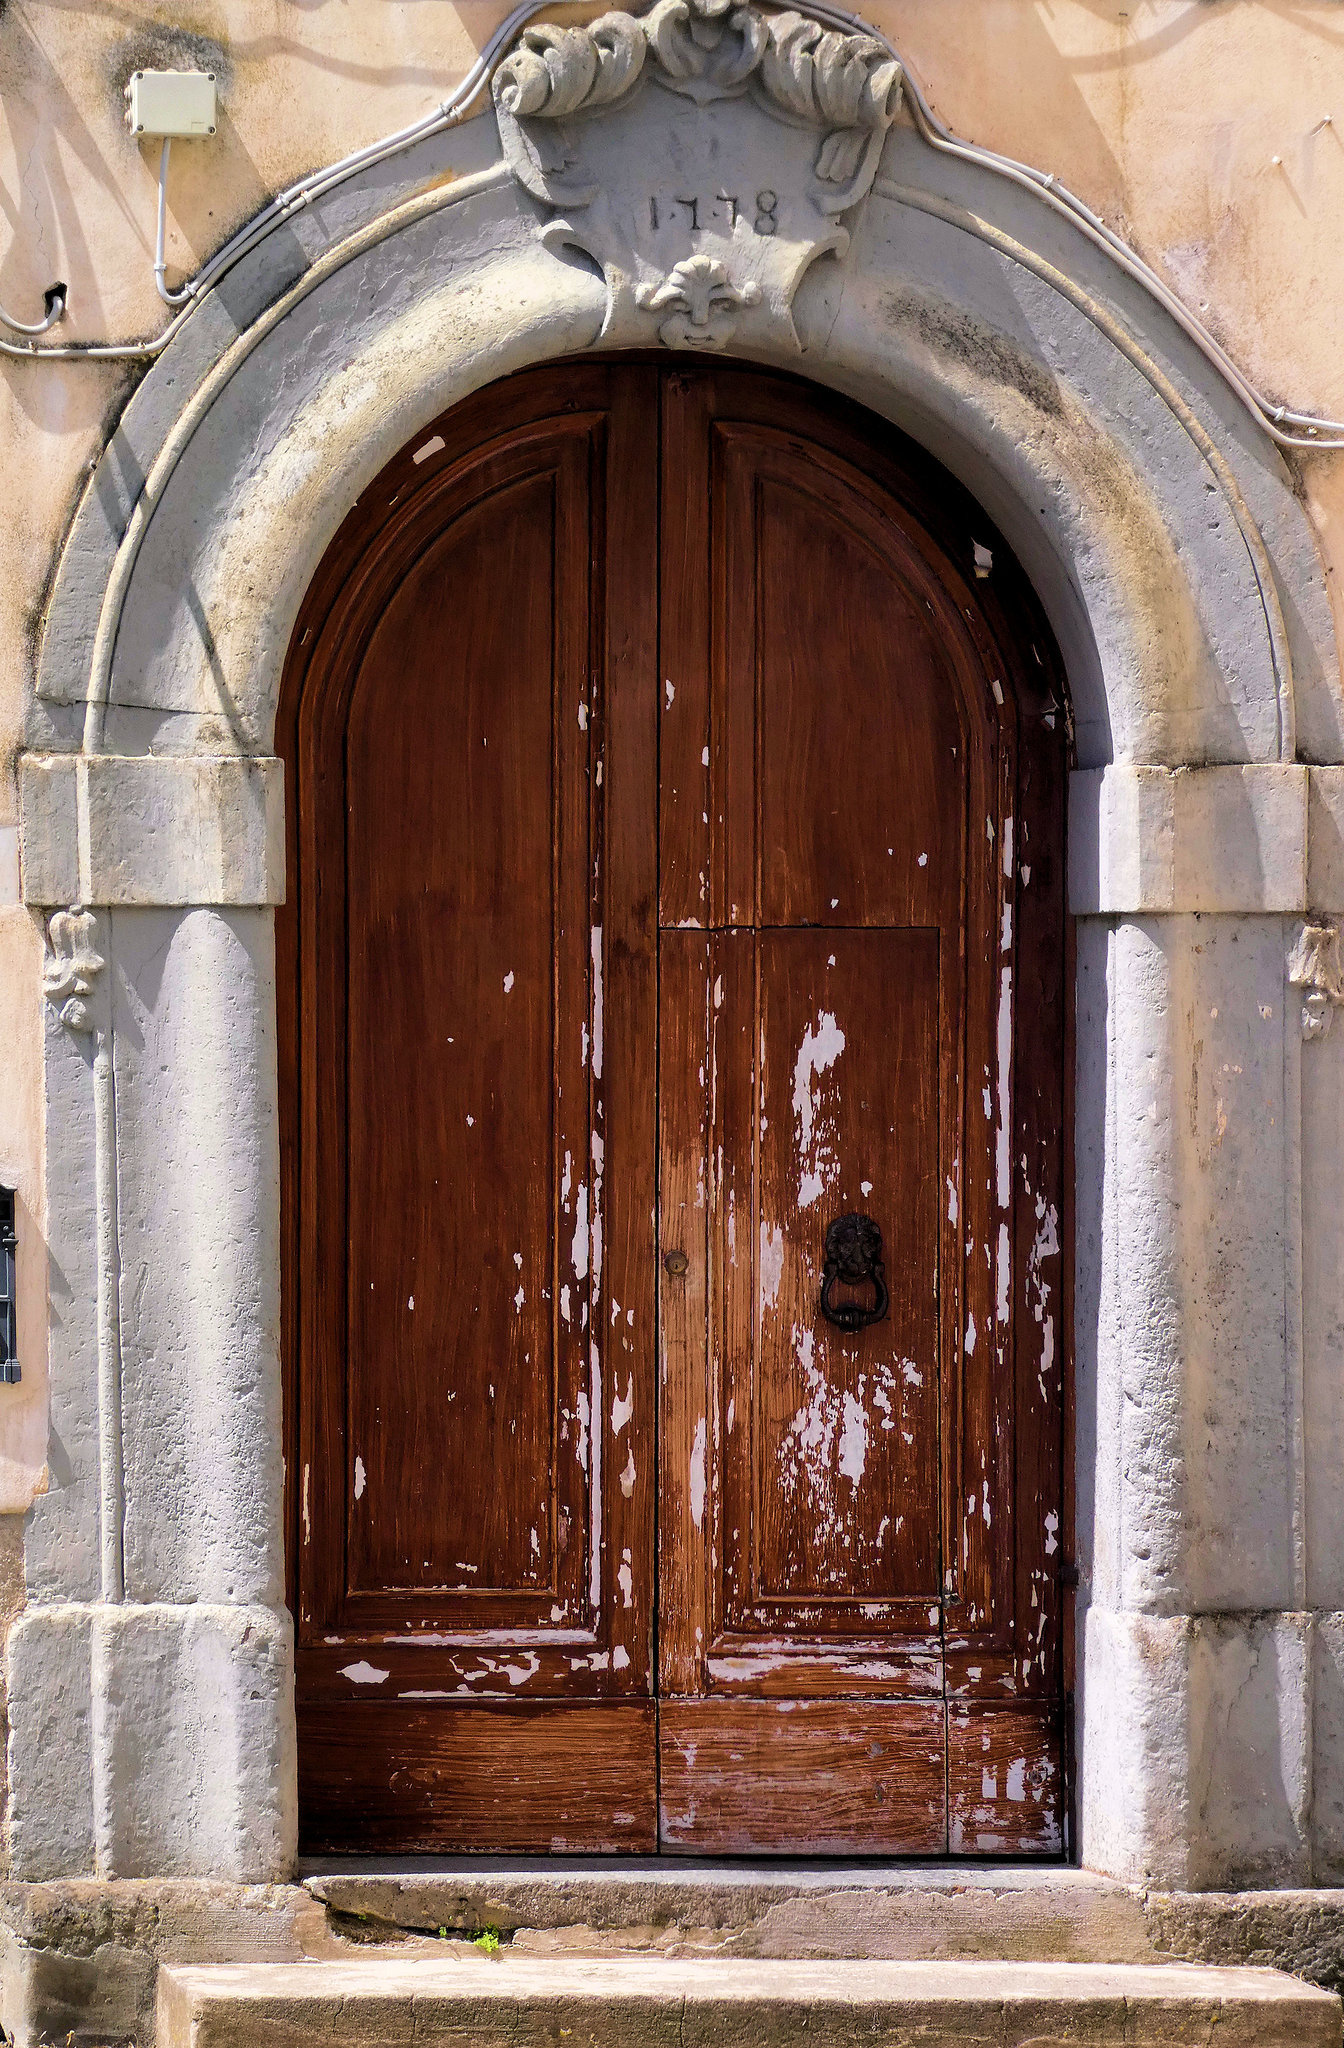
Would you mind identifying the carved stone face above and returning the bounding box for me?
[823,1210,883,1281]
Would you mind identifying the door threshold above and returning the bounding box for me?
[299,1859,1155,1967]
[302,1855,1088,1884]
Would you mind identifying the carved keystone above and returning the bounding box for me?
[492,0,903,351]
[635,253,762,346]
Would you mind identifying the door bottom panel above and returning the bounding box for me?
[948,1702,1064,1856]
[658,1698,946,1853]
[299,1702,657,1853]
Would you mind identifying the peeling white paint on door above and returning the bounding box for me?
[340,1661,390,1686]
[571,1183,589,1282]
[838,1390,868,1485]
[792,1010,846,1212]
[590,926,604,1079]
[996,965,1012,1208]
[760,1222,785,1309]
[690,1416,707,1528]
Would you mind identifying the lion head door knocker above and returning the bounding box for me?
[818,1212,889,1334]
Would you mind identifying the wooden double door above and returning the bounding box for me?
[280,360,1069,1856]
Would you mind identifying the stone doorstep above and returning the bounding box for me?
[156,1955,1343,2048]
[301,1862,1344,1979]
[307,1862,1158,1959]
[13,1869,1344,2048]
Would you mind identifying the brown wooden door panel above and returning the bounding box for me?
[661,926,949,1683]
[300,1702,657,1854]
[343,465,587,1615]
[288,366,661,1829]
[281,358,1069,1855]
[651,365,1065,1849]
[741,928,943,1614]
[656,930,713,1701]
[948,1702,1065,1855]
[721,432,974,932]
[658,1699,946,1854]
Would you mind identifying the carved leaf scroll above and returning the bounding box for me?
[43,905,104,1035]
[644,0,767,101]
[1289,921,1344,1040]
[493,0,902,183]
[758,12,902,180]
[494,15,648,120]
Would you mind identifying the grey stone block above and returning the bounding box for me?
[7,1606,95,1881]
[1079,1608,1311,1888]
[93,1602,296,1881]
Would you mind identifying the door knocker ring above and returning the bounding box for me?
[819,1212,889,1334]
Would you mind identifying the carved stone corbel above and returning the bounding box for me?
[1288,921,1344,1040]
[492,0,903,351]
[42,904,104,1035]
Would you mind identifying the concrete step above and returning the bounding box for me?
[158,1953,1342,2048]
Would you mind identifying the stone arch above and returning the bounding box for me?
[14,2,1344,1889]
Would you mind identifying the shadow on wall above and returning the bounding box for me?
[2,0,1327,440]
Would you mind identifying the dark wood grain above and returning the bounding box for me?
[659,1699,945,1853]
[301,1702,656,1853]
[282,366,662,1848]
[657,931,712,1699]
[658,368,714,930]
[652,369,1065,1839]
[750,929,941,1606]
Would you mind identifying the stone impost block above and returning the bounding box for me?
[18,754,284,908]
[1309,769,1344,917]
[1069,765,1308,915]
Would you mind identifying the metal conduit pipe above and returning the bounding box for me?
[154,140,194,308]
[0,0,1340,453]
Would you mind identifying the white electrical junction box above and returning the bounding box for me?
[125,69,218,138]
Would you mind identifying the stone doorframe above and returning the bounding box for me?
[13,0,1344,1890]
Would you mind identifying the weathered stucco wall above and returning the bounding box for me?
[1,0,1343,1895]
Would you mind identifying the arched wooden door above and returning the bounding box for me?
[278,360,1070,1856]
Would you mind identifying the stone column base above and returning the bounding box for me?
[1080,1607,1344,1888]
[6,1603,296,1883]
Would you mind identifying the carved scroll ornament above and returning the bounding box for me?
[494,0,903,176]
[43,905,104,1035]
[1288,922,1344,1040]
[492,0,903,350]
